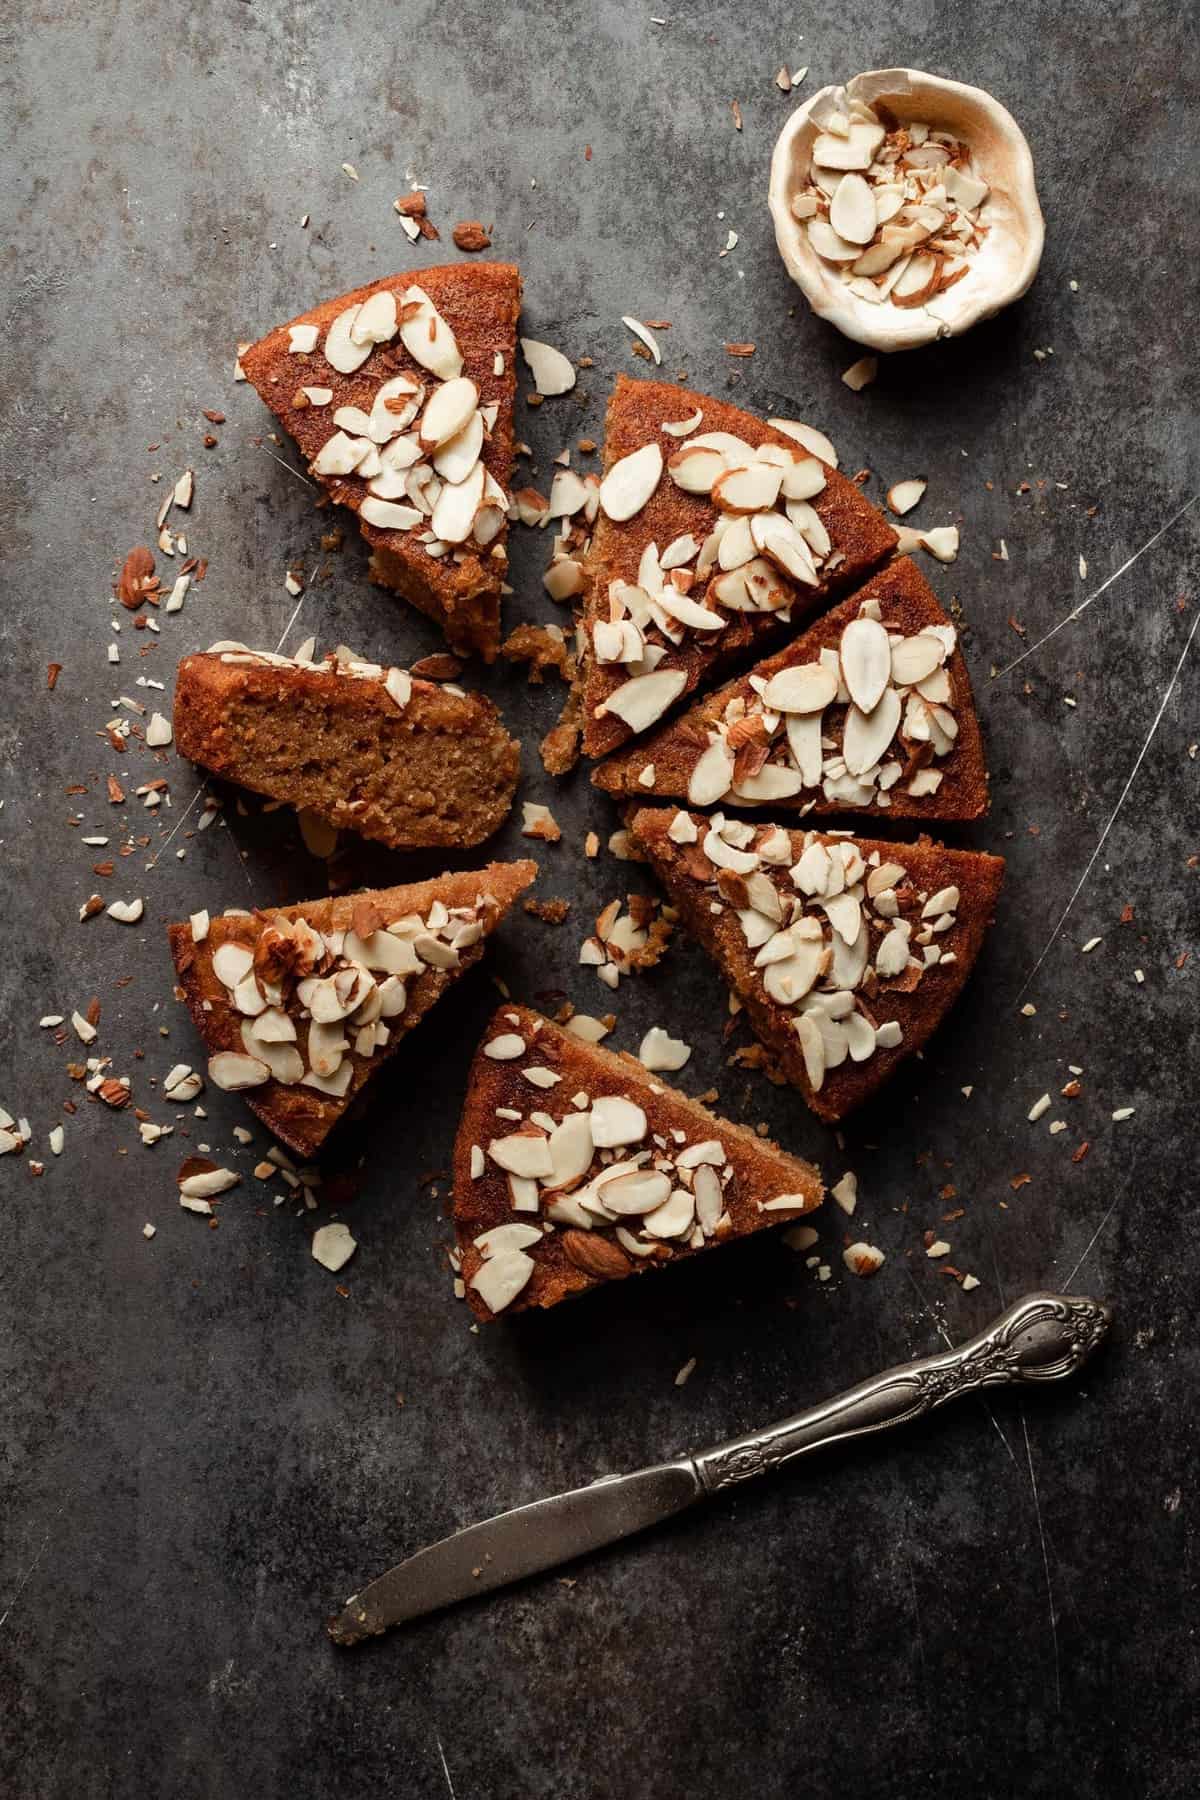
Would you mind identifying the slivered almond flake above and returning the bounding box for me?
[887,478,927,515]
[598,442,663,521]
[843,1242,885,1276]
[841,355,877,391]
[622,316,662,365]
[521,802,561,842]
[767,418,838,466]
[921,525,959,562]
[638,1026,691,1071]
[520,337,576,396]
[661,408,703,437]
[599,668,687,734]
[312,1221,357,1272]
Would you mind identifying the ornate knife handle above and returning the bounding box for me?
[693,1291,1112,1496]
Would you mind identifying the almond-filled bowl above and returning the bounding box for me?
[768,68,1044,352]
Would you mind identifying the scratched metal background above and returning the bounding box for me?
[1,3,1198,1797]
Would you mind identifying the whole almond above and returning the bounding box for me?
[452,220,491,252]
[561,1229,632,1282]
[117,546,157,610]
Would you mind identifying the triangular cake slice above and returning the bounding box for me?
[167,861,536,1157]
[240,262,522,660]
[630,807,1003,1123]
[594,558,988,821]
[174,641,520,850]
[452,1004,822,1320]
[579,375,898,757]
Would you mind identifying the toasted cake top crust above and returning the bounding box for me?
[580,374,897,755]
[630,806,1003,1123]
[594,558,989,821]
[452,1005,822,1319]
[240,263,522,658]
[168,861,536,1157]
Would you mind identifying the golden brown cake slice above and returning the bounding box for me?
[630,807,1003,1123]
[240,262,522,660]
[594,558,988,822]
[167,861,536,1158]
[174,642,520,850]
[579,375,898,757]
[452,1005,822,1320]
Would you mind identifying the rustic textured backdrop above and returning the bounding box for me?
[1,3,1197,1796]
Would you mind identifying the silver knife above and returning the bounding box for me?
[328,1290,1110,1645]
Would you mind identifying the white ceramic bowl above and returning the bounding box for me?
[768,68,1045,352]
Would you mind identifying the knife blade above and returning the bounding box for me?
[327,1290,1111,1645]
[329,1459,702,1644]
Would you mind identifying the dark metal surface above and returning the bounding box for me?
[1,3,1197,1797]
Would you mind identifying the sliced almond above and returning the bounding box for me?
[843,688,902,775]
[432,410,484,483]
[733,765,805,801]
[368,375,422,442]
[891,253,938,306]
[589,1095,648,1146]
[688,738,736,806]
[520,337,576,396]
[795,1011,826,1089]
[323,305,372,375]
[766,418,838,467]
[762,661,838,714]
[430,461,486,544]
[667,443,727,496]
[638,1027,692,1073]
[470,1249,534,1313]
[891,633,944,685]
[710,462,784,513]
[750,515,820,586]
[489,1134,554,1179]
[785,713,823,786]
[887,477,927,516]
[600,1169,672,1215]
[829,171,877,244]
[811,118,885,170]
[312,431,370,477]
[622,316,661,364]
[657,589,726,631]
[208,1051,271,1091]
[807,218,861,263]
[418,377,479,450]
[360,496,423,531]
[841,355,877,392]
[661,408,703,437]
[599,443,663,521]
[548,1112,594,1187]
[921,526,960,562]
[598,667,687,733]
[780,457,827,500]
[349,289,398,347]
[839,616,892,713]
[400,286,463,380]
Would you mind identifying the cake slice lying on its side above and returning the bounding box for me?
[451,1004,822,1320]
[239,262,522,660]
[579,375,898,758]
[629,807,1003,1123]
[594,557,989,822]
[174,642,520,850]
[168,862,536,1158]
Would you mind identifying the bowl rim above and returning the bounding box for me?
[768,66,1046,352]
